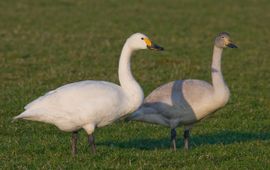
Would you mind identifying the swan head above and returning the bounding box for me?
[214,32,237,49]
[126,33,164,51]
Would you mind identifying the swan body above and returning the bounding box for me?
[17,81,131,133]
[127,32,237,150]
[14,33,164,154]
[135,79,229,128]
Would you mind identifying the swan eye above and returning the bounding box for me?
[141,37,144,40]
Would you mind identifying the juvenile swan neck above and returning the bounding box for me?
[211,46,223,75]
[211,46,229,99]
[118,43,144,111]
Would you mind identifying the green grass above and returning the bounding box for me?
[1,0,270,169]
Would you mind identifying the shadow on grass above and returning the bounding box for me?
[97,131,270,150]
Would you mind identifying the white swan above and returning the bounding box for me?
[127,32,237,150]
[14,33,164,155]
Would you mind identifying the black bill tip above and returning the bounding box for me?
[147,43,164,51]
[227,43,238,48]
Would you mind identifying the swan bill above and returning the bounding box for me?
[226,43,237,48]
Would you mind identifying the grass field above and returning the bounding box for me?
[1,0,270,169]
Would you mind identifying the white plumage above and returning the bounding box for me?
[16,81,129,132]
[14,33,164,155]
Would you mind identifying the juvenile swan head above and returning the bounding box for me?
[126,33,164,51]
[214,32,237,49]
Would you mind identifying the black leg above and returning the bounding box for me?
[71,131,78,156]
[183,129,190,150]
[88,134,96,154]
[171,128,177,151]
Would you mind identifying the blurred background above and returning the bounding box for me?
[0,0,269,169]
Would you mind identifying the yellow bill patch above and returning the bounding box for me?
[224,38,230,45]
[144,38,152,46]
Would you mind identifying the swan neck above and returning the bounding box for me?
[211,46,229,99]
[211,46,223,75]
[118,43,144,112]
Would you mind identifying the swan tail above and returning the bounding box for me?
[13,108,49,122]
[126,106,169,126]
[125,107,148,122]
[125,107,156,121]
[13,110,35,120]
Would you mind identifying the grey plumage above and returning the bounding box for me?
[127,32,237,150]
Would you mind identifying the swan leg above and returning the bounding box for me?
[71,131,78,156]
[183,129,190,150]
[88,134,96,154]
[171,128,177,151]
[83,124,96,153]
